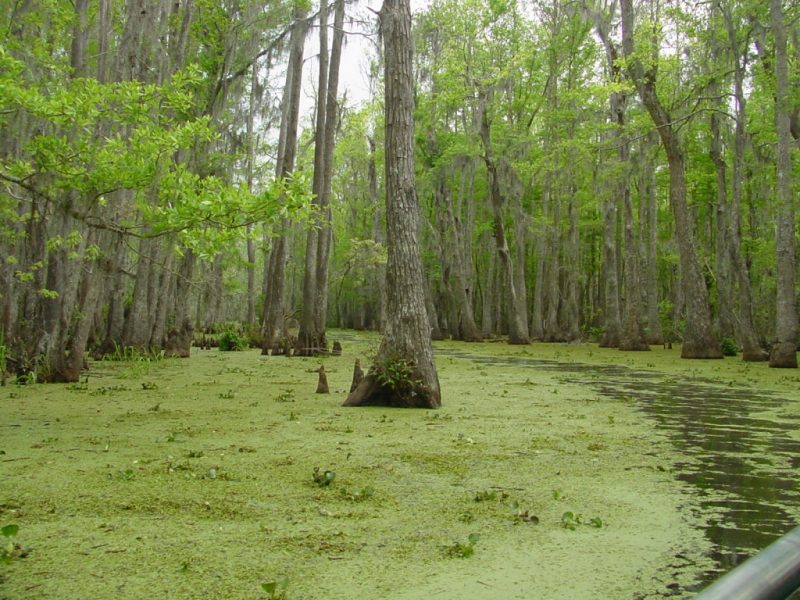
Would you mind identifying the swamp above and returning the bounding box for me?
[2,0,800,597]
[3,333,800,599]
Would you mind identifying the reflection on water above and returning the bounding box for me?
[439,348,800,593]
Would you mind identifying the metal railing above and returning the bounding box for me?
[696,525,800,600]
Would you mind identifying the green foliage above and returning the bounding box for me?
[110,468,136,481]
[342,486,375,502]
[561,511,603,530]
[14,372,37,386]
[473,489,507,502]
[218,326,247,352]
[261,576,289,599]
[658,300,679,342]
[374,354,424,399]
[312,467,336,487]
[443,533,481,558]
[510,501,539,524]
[561,511,580,530]
[720,338,739,357]
[1,524,20,564]
[273,390,295,403]
[102,343,164,363]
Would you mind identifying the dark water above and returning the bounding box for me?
[438,348,800,594]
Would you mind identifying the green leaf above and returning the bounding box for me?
[261,582,277,594]
[1,524,19,538]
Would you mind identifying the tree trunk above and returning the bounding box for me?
[297,0,330,356]
[543,184,562,341]
[69,0,89,79]
[261,7,307,352]
[768,0,798,368]
[60,232,105,381]
[345,0,441,409]
[310,0,346,350]
[165,250,196,358]
[620,0,721,358]
[588,7,633,348]
[720,3,766,361]
[369,135,387,331]
[599,184,621,347]
[439,180,481,341]
[563,189,582,342]
[530,207,547,340]
[149,243,175,349]
[245,62,258,326]
[641,144,663,345]
[477,89,529,345]
[617,109,648,351]
[481,235,496,337]
[709,90,735,341]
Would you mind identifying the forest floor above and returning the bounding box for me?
[2,331,800,599]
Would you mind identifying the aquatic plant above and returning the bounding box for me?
[1,524,20,563]
[720,337,739,357]
[261,576,289,599]
[561,512,603,530]
[218,326,248,352]
[312,467,335,487]
[443,533,480,558]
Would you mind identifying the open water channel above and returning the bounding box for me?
[439,347,800,595]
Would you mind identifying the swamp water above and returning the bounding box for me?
[2,337,797,599]
[439,347,800,593]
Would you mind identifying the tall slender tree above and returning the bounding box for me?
[262,5,309,353]
[768,0,798,368]
[345,0,441,408]
[620,0,721,358]
[297,0,345,356]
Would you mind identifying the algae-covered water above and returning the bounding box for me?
[2,333,799,599]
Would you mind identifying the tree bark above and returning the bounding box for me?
[768,0,798,368]
[345,0,441,409]
[438,179,481,341]
[588,4,646,350]
[477,89,529,345]
[620,0,721,358]
[297,0,330,355]
[543,182,562,342]
[720,3,766,361]
[563,189,582,342]
[598,184,621,347]
[640,142,663,345]
[530,204,547,340]
[310,0,346,349]
[261,7,307,352]
[165,250,196,358]
[481,234,496,337]
[710,108,735,342]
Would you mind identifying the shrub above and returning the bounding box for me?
[720,337,739,357]
[218,327,247,352]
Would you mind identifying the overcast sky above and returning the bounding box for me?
[297,0,431,117]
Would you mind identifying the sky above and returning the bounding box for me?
[297,0,432,117]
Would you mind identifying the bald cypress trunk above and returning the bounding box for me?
[311,0,346,348]
[477,90,529,345]
[296,0,332,356]
[768,0,798,368]
[261,8,307,352]
[438,180,481,341]
[720,4,766,361]
[620,0,720,359]
[345,0,441,409]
